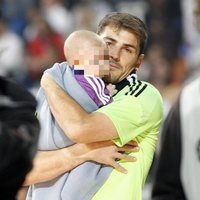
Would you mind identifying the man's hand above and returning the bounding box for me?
[106,83,117,96]
[40,72,53,88]
[77,141,139,174]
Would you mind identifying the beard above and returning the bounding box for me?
[102,74,111,83]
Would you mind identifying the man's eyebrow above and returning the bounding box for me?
[104,37,136,50]
[103,37,116,42]
[124,43,137,50]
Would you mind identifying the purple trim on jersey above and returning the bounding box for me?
[96,78,111,101]
[74,74,112,107]
[88,77,111,103]
[74,69,84,75]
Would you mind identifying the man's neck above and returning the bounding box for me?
[115,73,137,92]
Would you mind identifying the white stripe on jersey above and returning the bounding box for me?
[85,76,110,105]
[95,77,110,100]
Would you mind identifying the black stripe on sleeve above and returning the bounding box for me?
[129,80,142,95]
[134,84,147,97]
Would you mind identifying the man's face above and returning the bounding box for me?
[75,47,110,77]
[99,26,144,83]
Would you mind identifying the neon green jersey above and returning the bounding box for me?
[92,77,163,200]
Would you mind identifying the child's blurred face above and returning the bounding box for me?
[73,46,110,77]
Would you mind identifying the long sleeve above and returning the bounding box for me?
[151,99,186,200]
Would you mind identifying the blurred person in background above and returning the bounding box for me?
[151,1,200,199]
[24,12,65,90]
[151,76,200,200]
[145,0,182,59]
[40,0,74,36]
[161,54,188,112]
[114,0,147,21]
[0,14,25,82]
[0,76,40,200]
[142,43,171,117]
[181,0,200,76]
[71,0,113,31]
[0,0,37,37]
[144,0,183,109]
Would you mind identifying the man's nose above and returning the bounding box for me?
[109,47,120,62]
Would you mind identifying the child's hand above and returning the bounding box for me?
[106,83,118,96]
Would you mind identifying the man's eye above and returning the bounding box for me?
[106,41,112,46]
[125,48,132,53]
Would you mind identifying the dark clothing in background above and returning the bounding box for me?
[0,76,39,200]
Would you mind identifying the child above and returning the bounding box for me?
[64,30,117,107]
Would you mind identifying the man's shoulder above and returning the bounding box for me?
[139,80,163,107]
[119,79,161,100]
[118,79,163,115]
[140,80,160,93]
[143,81,162,99]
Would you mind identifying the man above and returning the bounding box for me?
[26,12,163,200]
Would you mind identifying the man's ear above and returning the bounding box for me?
[135,54,144,69]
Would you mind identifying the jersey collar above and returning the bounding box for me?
[115,73,137,92]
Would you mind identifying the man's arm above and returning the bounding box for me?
[24,141,138,186]
[24,144,83,186]
[41,73,118,143]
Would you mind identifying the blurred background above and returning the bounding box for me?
[0,0,200,199]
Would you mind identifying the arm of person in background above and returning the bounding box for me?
[24,140,138,186]
[40,73,120,143]
[151,99,186,199]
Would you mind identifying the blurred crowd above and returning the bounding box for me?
[1,0,200,115]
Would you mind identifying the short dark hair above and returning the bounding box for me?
[97,12,148,54]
